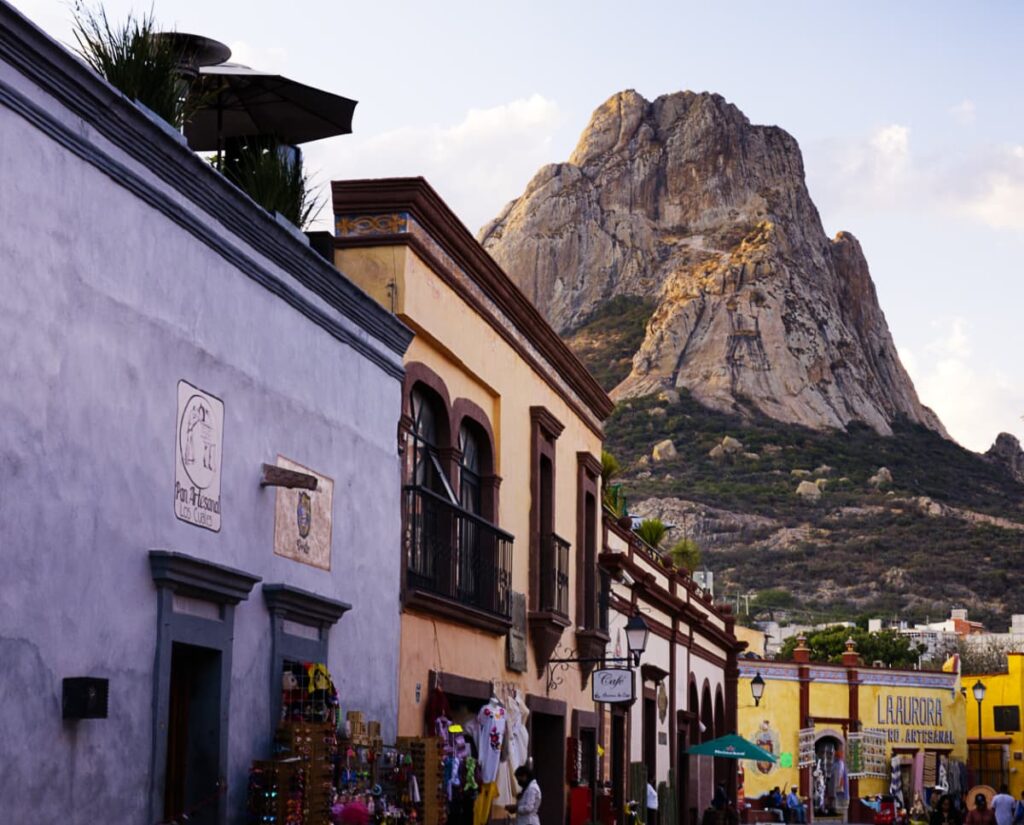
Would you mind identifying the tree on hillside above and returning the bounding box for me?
[777,625,925,668]
[957,636,1013,674]
[752,588,796,615]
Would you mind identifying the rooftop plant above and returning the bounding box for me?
[72,3,198,128]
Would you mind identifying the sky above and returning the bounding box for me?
[13,0,1024,452]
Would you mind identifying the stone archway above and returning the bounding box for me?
[812,730,846,816]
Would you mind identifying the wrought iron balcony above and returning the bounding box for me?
[539,532,570,618]
[404,485,513,620]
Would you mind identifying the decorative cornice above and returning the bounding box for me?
[149,550,260,605]
[0,6,412,372]
[530,406,566,439]
[262,583,352,628]
[332,178,615,422]
[577,451,603,478]
[736,660,958,690]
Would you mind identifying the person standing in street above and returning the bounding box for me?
[931,794,962,825]
[1012,791,1024,825]
[966,794,996,825]
[787,786,807,824]
[506,766,541,825]
[993,786,1016,825]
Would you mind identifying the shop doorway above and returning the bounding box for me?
[164,642,223,825]
[644,692,658,783]
[612,712,626,821]
[533,711,566,825]
[813,735,843,817]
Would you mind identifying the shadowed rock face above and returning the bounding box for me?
[480,90,946,437]
[987,433,1024,482]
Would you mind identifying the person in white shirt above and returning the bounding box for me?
[506,766,542,825]
[992,785,1016,825]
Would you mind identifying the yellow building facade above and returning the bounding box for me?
[965,653,1024,795]
[738,643,965,823]
[332,178,615,825]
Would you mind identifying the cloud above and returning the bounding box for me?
[809,123,916,211]
[956,144,1024,231]
[810,124,1024,235]
[948,99,976,126]
[900,318,1024,452]
[303,94,563,233]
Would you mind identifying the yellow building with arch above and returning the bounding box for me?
[737,641,966,822]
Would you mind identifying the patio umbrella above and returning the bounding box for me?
[687,734,778,762]
[184,63,357,151]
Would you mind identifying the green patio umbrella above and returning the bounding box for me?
[687,734,778,762]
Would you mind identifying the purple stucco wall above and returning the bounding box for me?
[0,5,409,821]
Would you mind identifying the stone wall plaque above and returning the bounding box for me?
[174,380,224,531]
[273,456,334,570]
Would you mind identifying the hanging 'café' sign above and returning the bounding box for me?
[593,668,635,703]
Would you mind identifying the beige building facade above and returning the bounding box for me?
[333,178,615,825]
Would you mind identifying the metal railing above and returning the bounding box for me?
[539,532,570,617]
[404,485,512,618]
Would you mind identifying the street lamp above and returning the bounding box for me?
[751,673,766,707]
[624,614,650,666]
[973,679,987,786]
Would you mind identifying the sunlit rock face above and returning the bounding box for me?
[480,90,945,436]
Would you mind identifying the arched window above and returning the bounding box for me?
[410,386,454,500]
[458,422,483,516]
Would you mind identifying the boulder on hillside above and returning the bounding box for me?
[708,444,726,461]
[791,468,810,478]
[658,389,680,404]
[743,452,760,461]
[652,439,677,462]
[795,480,822,501]
[869,467,893,488]
[813,464,833,476]
[722,436,744,454]
[815,478,828,491]
[648,407,666,417]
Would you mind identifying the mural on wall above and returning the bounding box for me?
[752,720,781,775]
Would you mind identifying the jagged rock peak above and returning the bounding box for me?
[480,89,947,437]
[986,433,1024,483]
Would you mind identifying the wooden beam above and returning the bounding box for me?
[260,463,318,490]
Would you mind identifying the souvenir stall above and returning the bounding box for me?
[412,681,532,825]
[247,662,423,825]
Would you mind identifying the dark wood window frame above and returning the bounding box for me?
[574,452,608,686]
[528,406,569,670]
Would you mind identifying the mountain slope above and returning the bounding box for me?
[481,90,944,437]
[603,389,1024,627]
